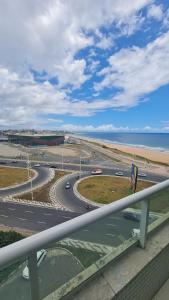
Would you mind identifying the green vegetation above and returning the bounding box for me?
[0,167,33,188]
[0,231,24,247]
[0,231,25,283]
[78,176,154,204]
[19,170,69,202]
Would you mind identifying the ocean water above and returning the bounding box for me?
[78,132,169,152]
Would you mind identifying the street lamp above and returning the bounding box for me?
[27,154,33,201]
[79,155,82,178]
[61,148,64,171]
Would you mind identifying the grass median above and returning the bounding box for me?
[0,167,34,188]
[18,170,69,203]
[77,176,154,204]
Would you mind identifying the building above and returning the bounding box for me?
[7,133,64,146]
[0,135,8,143]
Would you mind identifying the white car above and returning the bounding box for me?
[138,173,147,177]
[22,249,46,280]
[34,164,40,167]
[115,171,124,176]
[91,169,103,175]
[65,182,71,189]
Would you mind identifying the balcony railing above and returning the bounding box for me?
[0,179,169,300]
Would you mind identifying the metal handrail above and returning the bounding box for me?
[0,178,169,269]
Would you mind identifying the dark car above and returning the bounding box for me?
[50,165,57,168]
[123,211,140,222]
[0,161,6,165]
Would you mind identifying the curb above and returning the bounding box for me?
[4,168,55,197]
[49,171,79,211]
[73,175,101,208]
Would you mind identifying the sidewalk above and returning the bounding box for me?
[153,277,169,299]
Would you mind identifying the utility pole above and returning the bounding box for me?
[61,148,64,171]
[79,155,82,178]
[27,154,34,201]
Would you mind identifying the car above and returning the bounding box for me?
[0,161,6,165]
[115,171,124,176]
[138,173,147,177]
[123,211,140,222]
[132,228,140,238]
[34,164,40,167]
[86,204,92,210]
[91,168,103,175]
[11,160,17,163]
[50,165,57,168]
[65,182,71,189]
[22,249,46,280]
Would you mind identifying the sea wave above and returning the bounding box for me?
[75,134,169,153]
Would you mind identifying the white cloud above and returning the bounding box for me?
[88,60,100,73]
[94,30,115,49]
[147,4,163,21]
[1,0,166,127]
[57,123,169,132]
[95,31,169,108]
[163,8,169,28]
[58,123,130,132]
[0,0,151,83]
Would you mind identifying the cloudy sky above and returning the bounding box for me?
[0,0,169,132]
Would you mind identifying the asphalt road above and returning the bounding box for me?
[0,159,167,232]
[53,167,168,213]
[0,165,51,197]
[0,201,80,232]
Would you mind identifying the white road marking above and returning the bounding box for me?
[37,221,46,224]
[25,210,34,214]
[43,213,52,216]
[105,233,115,237]
[0,214,8,218]
[17,217,27,221]
[8,208,16,211]
[106,223,116,227]
[83,229,89,232]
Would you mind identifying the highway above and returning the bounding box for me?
[0,201,80,231]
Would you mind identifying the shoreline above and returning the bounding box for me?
[74,133,169,153]
[73,134,169,166]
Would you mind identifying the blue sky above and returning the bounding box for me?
[0,0,169,132]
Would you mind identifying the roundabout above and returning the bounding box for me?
[74,175,154,206]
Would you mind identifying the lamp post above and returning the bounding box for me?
[27,154,33,201]
[61,149,64,171]
[79,155,82,178]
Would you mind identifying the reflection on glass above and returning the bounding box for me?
[0,258,31,300]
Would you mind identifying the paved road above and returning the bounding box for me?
[0,202,80,232]
[0,200,157,247]
[0,165,52,197]
[53,167,168,213]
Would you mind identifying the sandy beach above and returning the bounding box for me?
[75,135,169,166]
[102,142,169,165]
